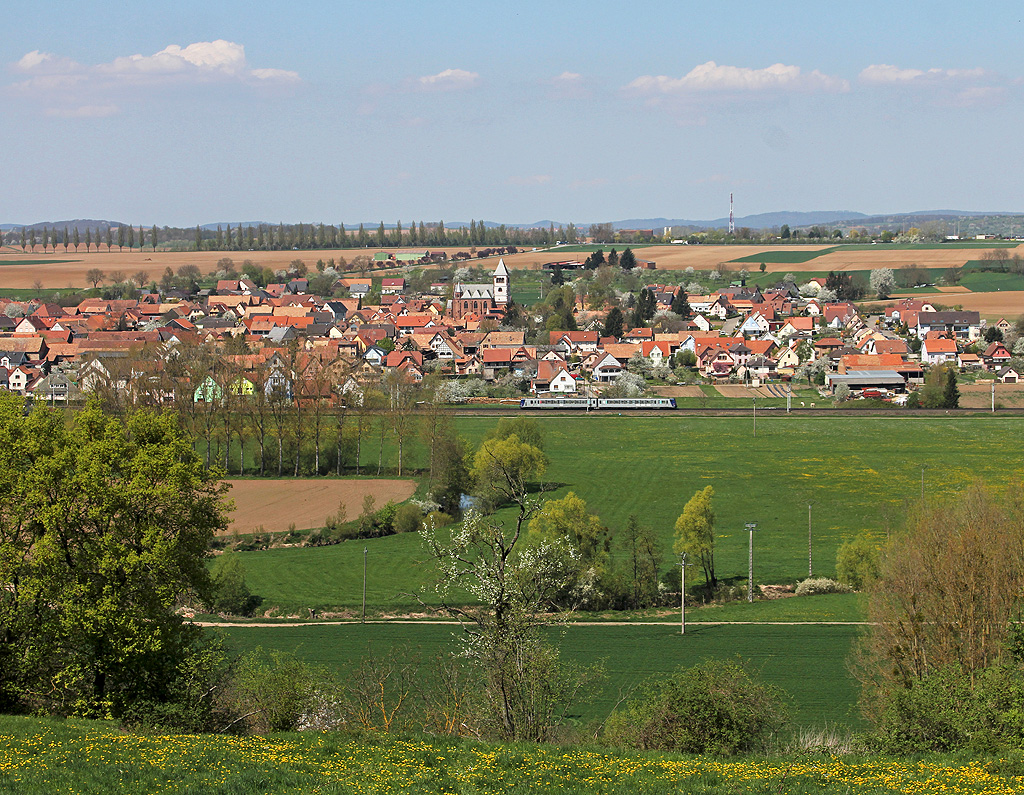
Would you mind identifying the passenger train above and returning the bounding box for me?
[520,396,677,410]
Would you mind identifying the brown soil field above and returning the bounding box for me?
[714,384,757,397]
[220,478,417,536]
[935,291,1024,319]
[4,242,1022,289]
[959,383,1024,409]
[650,385,706,398]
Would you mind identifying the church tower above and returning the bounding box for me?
[492,259,510,307]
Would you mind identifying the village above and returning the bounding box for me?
[0,252,1015,407]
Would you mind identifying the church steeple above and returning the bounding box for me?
[492,258,509,306]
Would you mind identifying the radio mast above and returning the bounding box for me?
[729,193,735,235]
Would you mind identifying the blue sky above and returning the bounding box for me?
[3,1,1023,226]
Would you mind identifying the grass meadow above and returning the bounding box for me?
[233,415,1024,613]
[4,714,1023,795]
[215,621,864,729]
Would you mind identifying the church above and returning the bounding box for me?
[451,259,510,320]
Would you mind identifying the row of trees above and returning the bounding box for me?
[4,225,160,254]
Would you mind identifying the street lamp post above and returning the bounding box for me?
[752,398,756,437]
[362,547,367,624]
[746,522,758,602]
[678,552,694,635]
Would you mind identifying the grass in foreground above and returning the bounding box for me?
[216,622,864,728]
[2,715,1023,795]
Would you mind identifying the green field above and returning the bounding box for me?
[730,248,837,264]
[958,262,1024,292]
[215,621,863,728]
[0,258,80,266]
[231,415,1024,615]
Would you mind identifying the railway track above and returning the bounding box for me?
[443,405,1024,418]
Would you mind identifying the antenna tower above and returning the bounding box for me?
[729,193,735,235]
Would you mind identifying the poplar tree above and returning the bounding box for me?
[117,225,125,252]
[127,224,135,251]
[73,227,80,252]
[256,224,264,250]
[194,225,202,251]
[151,225,158,251]
[84,228,92,253]
[62,227,69,253]
[105,227,113,251]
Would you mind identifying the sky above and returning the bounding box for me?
[3,0,1023,227]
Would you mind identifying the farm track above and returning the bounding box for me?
[445,406,1024,418]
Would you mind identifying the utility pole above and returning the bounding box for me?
[678,553,694,635]
[992,378,996,413]
[362,547,367,623]
[921,466,926,505]
[746,522,758,602]
[752,397,756,437]
[808,503,814,578]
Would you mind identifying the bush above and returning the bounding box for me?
[836,534,880,590]
[603,659,788,755]
[209,552,261,616]
[795,577,851,597]
[393,503,423,534]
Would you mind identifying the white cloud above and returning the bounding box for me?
[507,174,552,186]
[628,61,849,95]
[9,40,300,105]
[859,64,1005,107]
[416,68,480,91]
[860,64,988,84]
[554,71,582,82]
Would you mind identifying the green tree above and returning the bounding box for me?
[620,248,636,270]
[209,552,257,615]
[0,396,229,718]
[484,416,544,451]
[472,434,548,510]
[105,226,113,251]
[670,290,691,318]
[117,224,125,252]
[607,249,620,268]
[151,225,159,251]
[673,486,717,587]
[73,227,80,252]
[194,225,203,251]
[943,366,960,408]
[603,306,625,339]
[422,433,596,741]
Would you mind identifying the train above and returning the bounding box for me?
[519,396,677,410]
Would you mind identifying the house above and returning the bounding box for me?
[381,278,406,295]
[193,375,224,403]
[532,360,577,394]
[982,342,1011,370]
[916,310,983,341]
[997,366,1020,384]
[921,337,958,366]
[591,352,624,382]
[957,352,983,370]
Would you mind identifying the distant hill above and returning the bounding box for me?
[4,210,1024,237]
